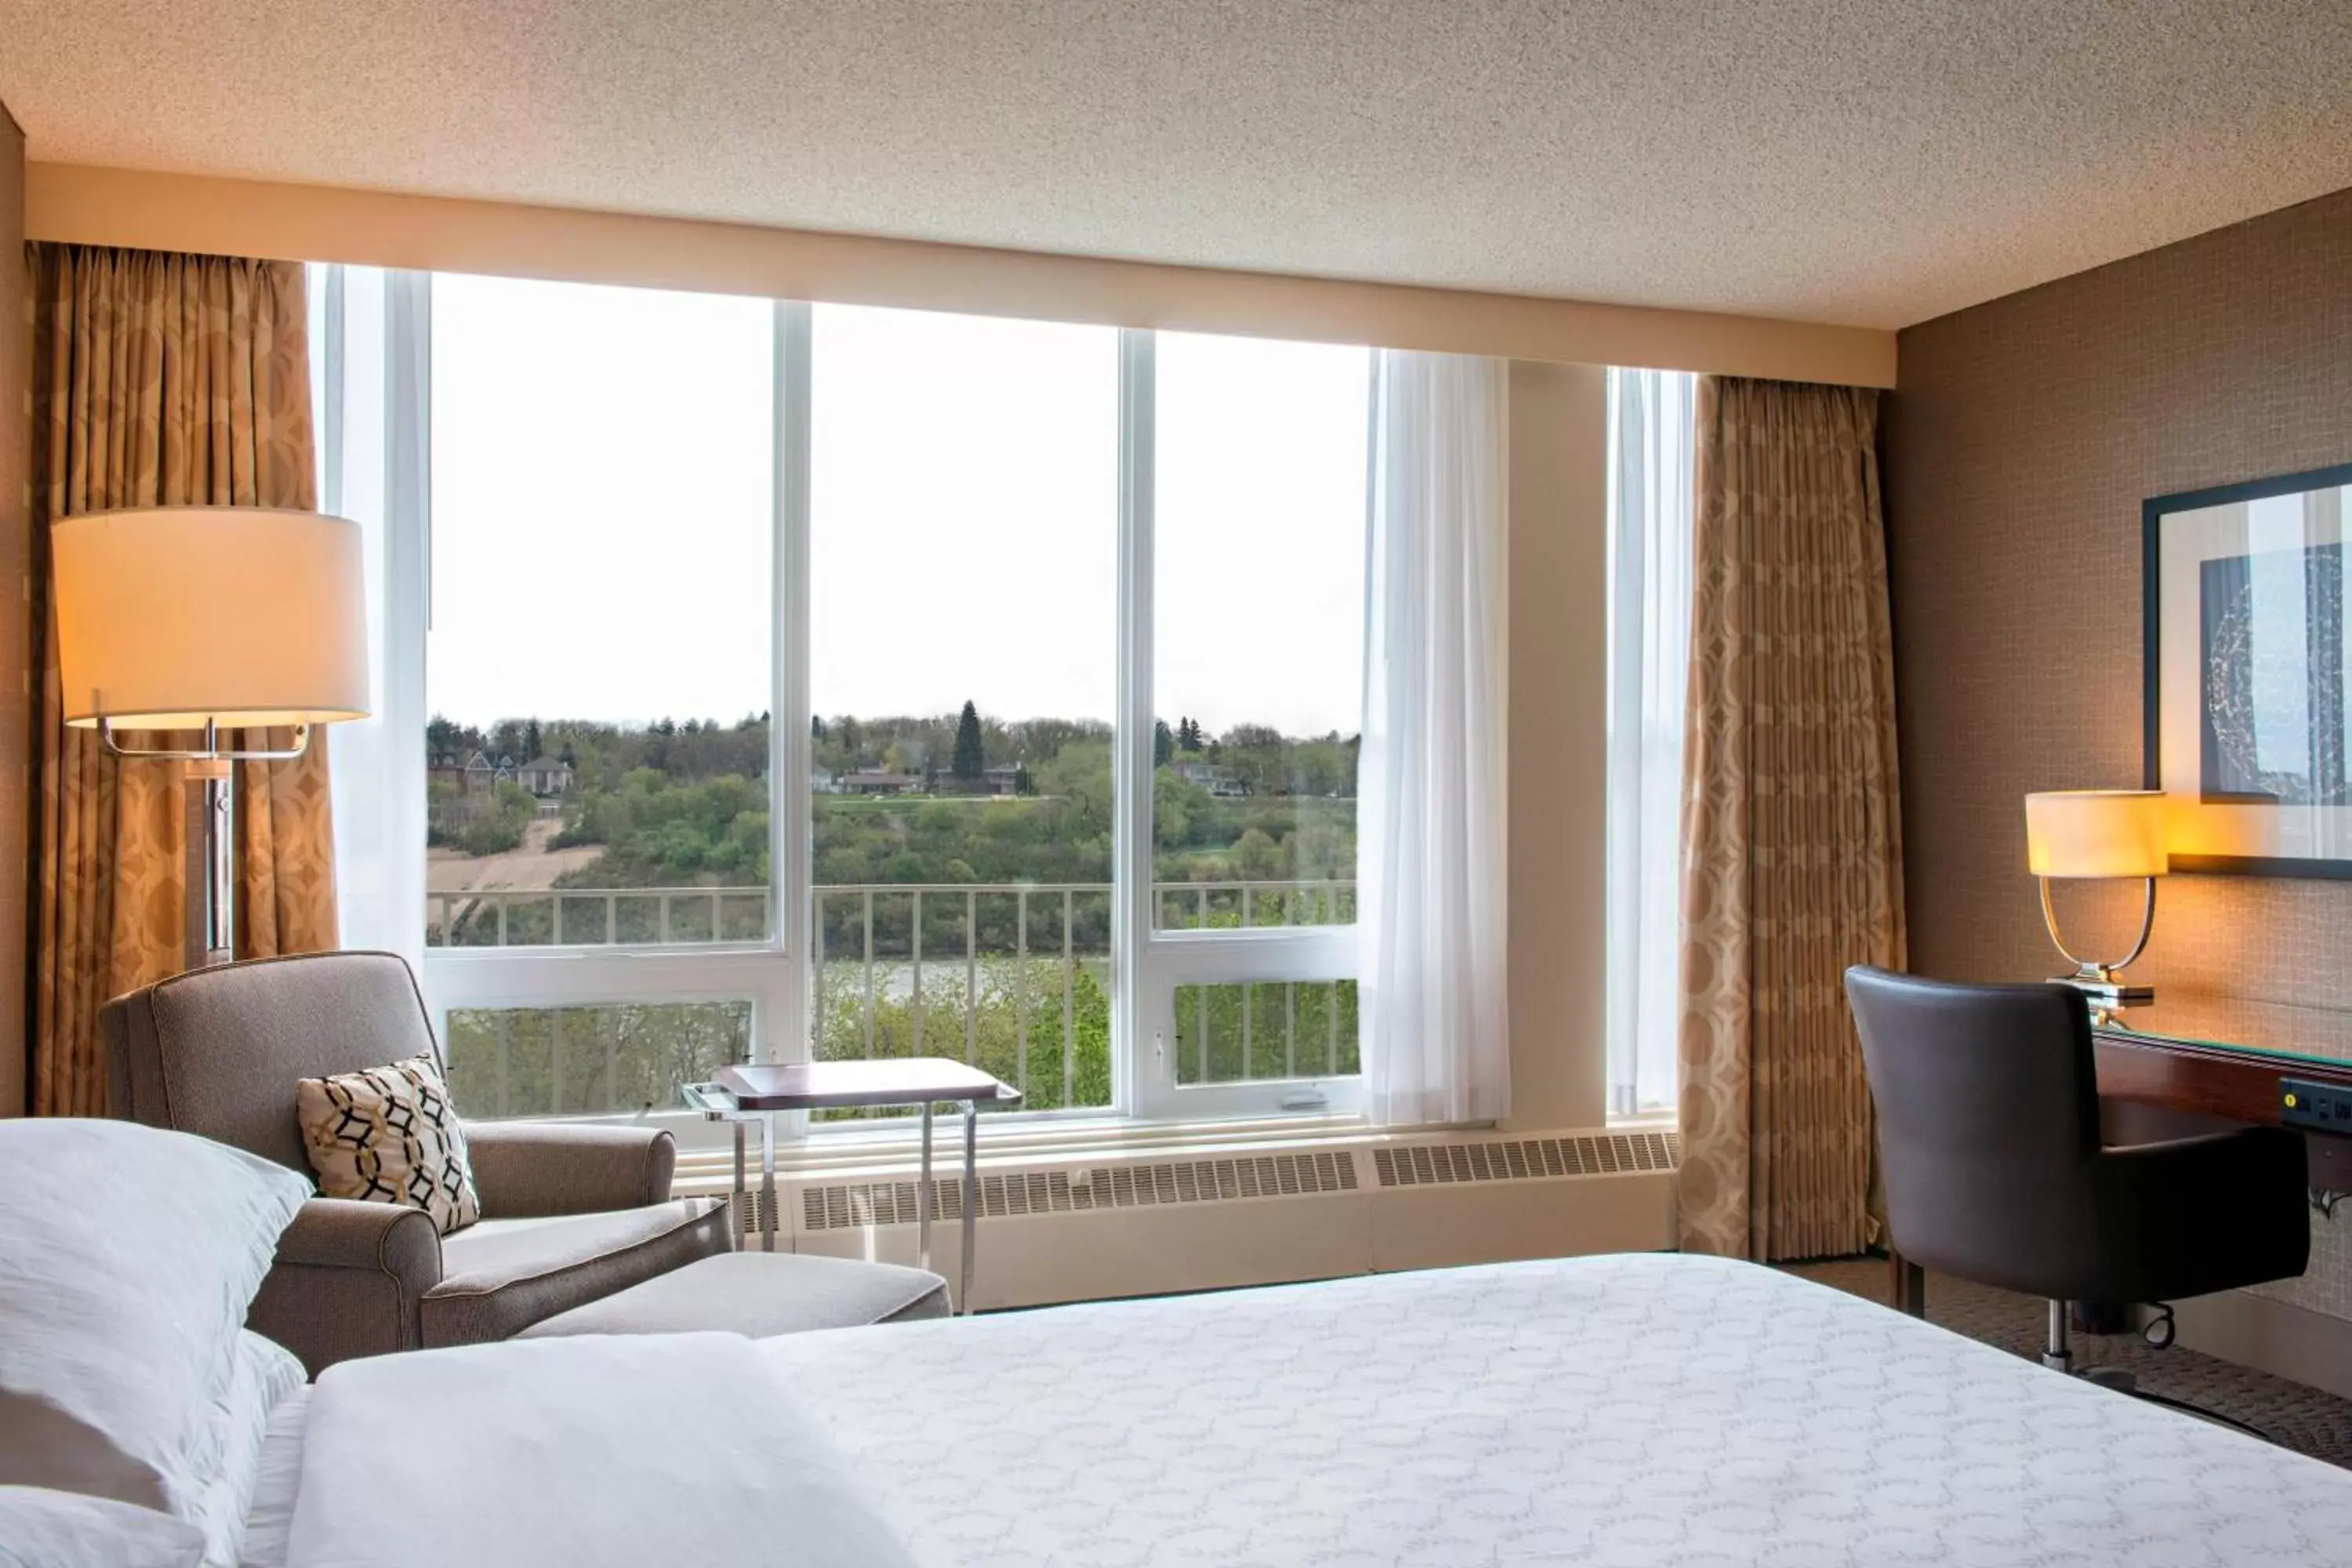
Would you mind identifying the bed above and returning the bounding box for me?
[245,1253,2352,1567]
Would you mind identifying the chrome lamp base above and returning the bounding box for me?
[100,718,313,971]
[2039,875,2158,1013]
[2050,971,2154,1010]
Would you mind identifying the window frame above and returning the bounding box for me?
[401,289,1364,1134]
[1114,330,1364,1123]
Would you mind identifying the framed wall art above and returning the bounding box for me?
[2146,460,2352,876]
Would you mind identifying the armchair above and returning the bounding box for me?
[102,951,730,1374]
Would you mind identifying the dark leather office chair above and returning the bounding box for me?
[1843,966,2308,1385]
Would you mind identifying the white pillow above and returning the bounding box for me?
[183,1331,306,1568]
[0,1120,310,1522]
[0,1487,206,1568]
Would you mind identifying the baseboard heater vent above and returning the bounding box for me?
[799,1149,1359,1232]
[1372,1130,1680,1189]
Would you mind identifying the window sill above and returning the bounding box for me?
[670,1109,1386,1187]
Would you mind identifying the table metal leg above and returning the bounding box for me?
[733,1119,747,1251]
[960,1100,978,1316]
[916,1101,934,1276]
[760,1111,777,1254]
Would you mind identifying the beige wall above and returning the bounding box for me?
[1885,185,2352,1333]
[25,163,1895,389]
[1505,361,1610,1131]
[0,103,26,1116]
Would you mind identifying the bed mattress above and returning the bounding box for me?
[760,1252,2352,1566]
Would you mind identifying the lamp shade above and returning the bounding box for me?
[2024,789,2169,879]
[53,506,369,729]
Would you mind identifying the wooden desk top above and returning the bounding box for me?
[717,1058,1022,1111]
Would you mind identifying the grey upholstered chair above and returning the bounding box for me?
[102,950,731,1374]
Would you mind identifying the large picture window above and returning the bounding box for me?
[325,269,1371,1132]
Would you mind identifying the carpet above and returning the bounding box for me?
[1787,1258,2352,1470]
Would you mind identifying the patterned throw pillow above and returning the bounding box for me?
[296,1056,481,1235]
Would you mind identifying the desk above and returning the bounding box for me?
[1886,993,2352,1317]
[682,1058,1022,1315]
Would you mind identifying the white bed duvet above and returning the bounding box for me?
[764,1253,2352,1567]
[245,1254,2352,1567]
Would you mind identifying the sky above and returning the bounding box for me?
[427,276,1369,740]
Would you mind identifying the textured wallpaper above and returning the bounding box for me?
[1885,183,2352,1323]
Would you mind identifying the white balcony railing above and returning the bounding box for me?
[430,880,1359,1117]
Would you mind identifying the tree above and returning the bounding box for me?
[1153,719,1174,768]
[951,700,985,786]
[523,718,543,762]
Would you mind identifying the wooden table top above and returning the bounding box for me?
[716,1058,1022,1111]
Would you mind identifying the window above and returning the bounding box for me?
[1603,368,1696,1117]
[416,275,779,1112]
[1136,333,1370,1118]
[327,270,1371,1131]
[805,305,1118,1115]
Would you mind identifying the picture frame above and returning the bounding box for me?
[2144,459,2352,877]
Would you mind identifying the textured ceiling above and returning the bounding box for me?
[5,2,2352,328]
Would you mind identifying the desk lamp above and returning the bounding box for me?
[53,506,369,970]
[2024,789,2169,1009]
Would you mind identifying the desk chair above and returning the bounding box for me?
[1842,966,2308,1396]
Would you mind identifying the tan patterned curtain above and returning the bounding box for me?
[28,244,338,1116]
[1675,376,1904,1262]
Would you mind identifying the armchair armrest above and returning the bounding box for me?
[2089,1126,2310,1301]
[465,1122,678,1218]
[248,1197,442,1377]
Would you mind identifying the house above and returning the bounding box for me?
[837,771,921,796]
[1172,760,1249,798]
[517,757,574,797]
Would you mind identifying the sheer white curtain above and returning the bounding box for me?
[1358,350,1511,1127]
[310,265,432,970]
[1603,368,1696,1116]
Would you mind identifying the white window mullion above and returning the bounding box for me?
[1113,328,1156,1120]
[771,301,815,1064]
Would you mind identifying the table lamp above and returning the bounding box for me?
[2024,789,2169,1009]
[53,506,369,970]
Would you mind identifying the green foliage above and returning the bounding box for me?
[1173,979,1359,1083]
[553,771,769,887]
[437,706,1358,935]
[443,1000,751,1118]
[450,782,536,855]
[951,700,985,783]
[813,957,1113,1115]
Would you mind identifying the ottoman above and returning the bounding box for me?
[516,1250,951,1339]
